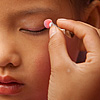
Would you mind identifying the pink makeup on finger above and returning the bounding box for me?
[44,19,74,38]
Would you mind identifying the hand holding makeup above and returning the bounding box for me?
[44,19,74,38]
[45,19,100,100]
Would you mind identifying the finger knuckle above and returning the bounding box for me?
[82,27,98,38]
[88,27,98,35]
[90,27,96,32]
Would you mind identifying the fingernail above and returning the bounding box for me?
[58,18,67,21]
[49,26,57,38]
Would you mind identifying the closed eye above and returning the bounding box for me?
[19,28,47,35]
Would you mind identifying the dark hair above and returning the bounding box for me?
[89,0,94,3]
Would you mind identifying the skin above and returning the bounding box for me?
[48,19,100,100]
[0,0,99,100]
[48,1,100,100]
[0,0,79,100]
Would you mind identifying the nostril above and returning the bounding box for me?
[0,63,15,68]
[6,63,16,68]
[0,61,19,68]
[0,53,21,68]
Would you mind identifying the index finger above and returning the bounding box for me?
[57,19,100,54]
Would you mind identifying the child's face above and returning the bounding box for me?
[0,0,79,100]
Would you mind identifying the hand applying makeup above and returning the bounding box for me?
[47,19,100,100]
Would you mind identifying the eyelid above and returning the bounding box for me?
[19,27,47,34]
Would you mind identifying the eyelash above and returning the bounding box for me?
[19,28,47,35]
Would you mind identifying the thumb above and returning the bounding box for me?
[48,25,74,100]
[48,25,72,68]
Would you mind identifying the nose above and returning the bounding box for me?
[0,34,21,68]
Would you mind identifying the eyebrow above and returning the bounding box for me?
[14,7,54,16]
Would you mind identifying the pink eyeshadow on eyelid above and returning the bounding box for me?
[24,27,44,31]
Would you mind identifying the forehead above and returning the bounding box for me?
[0,0,73,23]
[0,0,73,13]
[0,0,69,11]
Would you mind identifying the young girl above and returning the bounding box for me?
[0,0,100,100]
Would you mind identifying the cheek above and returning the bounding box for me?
[29,38,51,76]
[22,35,51,84]
[29,47,51,96]
[25,46,50,79]
[33,50,51,75]
[22,40,51,98]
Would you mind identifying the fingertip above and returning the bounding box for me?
[49,26,57,38]
[57,18,71,29]
[57,18,75,25]
[57,18,69,24]
[57,18,68,22]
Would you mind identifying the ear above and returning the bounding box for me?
[79,0,100,51]
[83,0,100,28]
